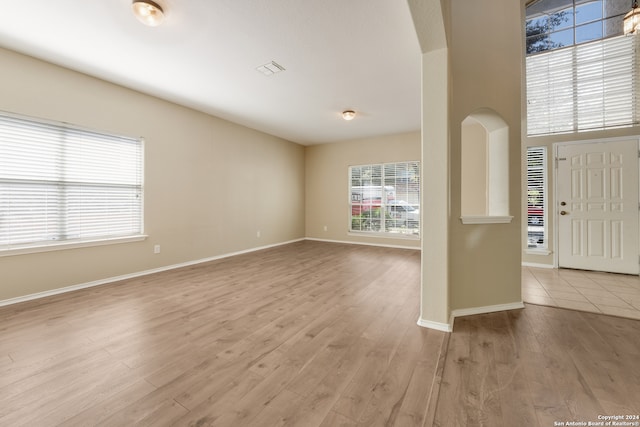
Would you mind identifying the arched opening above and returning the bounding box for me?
[461,108,512,223]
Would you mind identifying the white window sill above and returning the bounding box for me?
[460,216,514,224]
[525,248,552,256]
[348,231,420,240]
[0,235,148,258]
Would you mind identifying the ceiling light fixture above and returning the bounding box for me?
[132,0,165,27]
[624,0,640,35]
[342,110,356,121]
[256,61,286,76]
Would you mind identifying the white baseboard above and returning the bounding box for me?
[447,302,525,330]
[417,317,453,332]
[417,302,525,332]
[0,238,305,308]
[450,302,525,327]
[305,237,420,250]
[521,262,555,269]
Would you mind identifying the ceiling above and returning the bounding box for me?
[0,0,423,146]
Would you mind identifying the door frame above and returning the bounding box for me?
[552,135,640,273]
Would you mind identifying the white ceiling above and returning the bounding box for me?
[0,0,423,145]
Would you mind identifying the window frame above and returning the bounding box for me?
[525,0,639,137]
[526,33,640,136]
[526,146,548,253]
[525,0,629,55]
[0,111,146,257]
[348,161,420,239]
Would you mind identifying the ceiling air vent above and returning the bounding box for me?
[256,61,286,76]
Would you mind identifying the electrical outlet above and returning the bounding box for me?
[323,225,328,232]
[154,244,161,254]
[257,230,261,238]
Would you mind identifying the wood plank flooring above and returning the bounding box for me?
[1,240,639,426]
[0,241,444,426]
[432,304,640,426]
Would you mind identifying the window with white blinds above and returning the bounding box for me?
[526,34,640,136]
[349,161,420,237]
[527,147,546,249]
[0,112,143,252]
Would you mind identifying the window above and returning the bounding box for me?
[527,35,640,135]
[525,0,629,54]
[527,147,547,250]
[349,161,420,237]
[0,112,143,253]
[526,0,640,136]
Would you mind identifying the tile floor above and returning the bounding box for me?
[522,266,640,320]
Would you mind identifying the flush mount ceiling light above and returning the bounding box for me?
[132,0,165,27]
[624,0,640,35]
[342,110,356,121]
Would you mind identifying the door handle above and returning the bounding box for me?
[560,210,568,215]
[560,201,566,206]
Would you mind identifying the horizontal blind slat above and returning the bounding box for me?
[0,112,143,249]
[526,34,638,136]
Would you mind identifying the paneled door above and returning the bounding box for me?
[557,139,639,274]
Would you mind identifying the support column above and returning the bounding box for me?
[418,47,451,331]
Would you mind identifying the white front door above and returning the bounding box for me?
[557,139,639,275]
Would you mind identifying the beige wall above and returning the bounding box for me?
[411,0,523,329]
[448,0,523,311]
[305,132,421,248]
[0,47,305,302]
[1,0,532,323]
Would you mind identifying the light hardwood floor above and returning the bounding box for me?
[0,241,443,426]
[432,305,640,426]
[1,240,639,426]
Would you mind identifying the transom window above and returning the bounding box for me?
[349,162,420,237]
[526,0,640,136]
[0,112,144,253]
[526,0,629,54]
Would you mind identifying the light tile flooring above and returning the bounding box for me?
[522,266,640,320]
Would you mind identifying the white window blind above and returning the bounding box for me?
[349,161,420,237]
[0,112,143,251]
[527,147,546,249]
[526,34,640,136]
